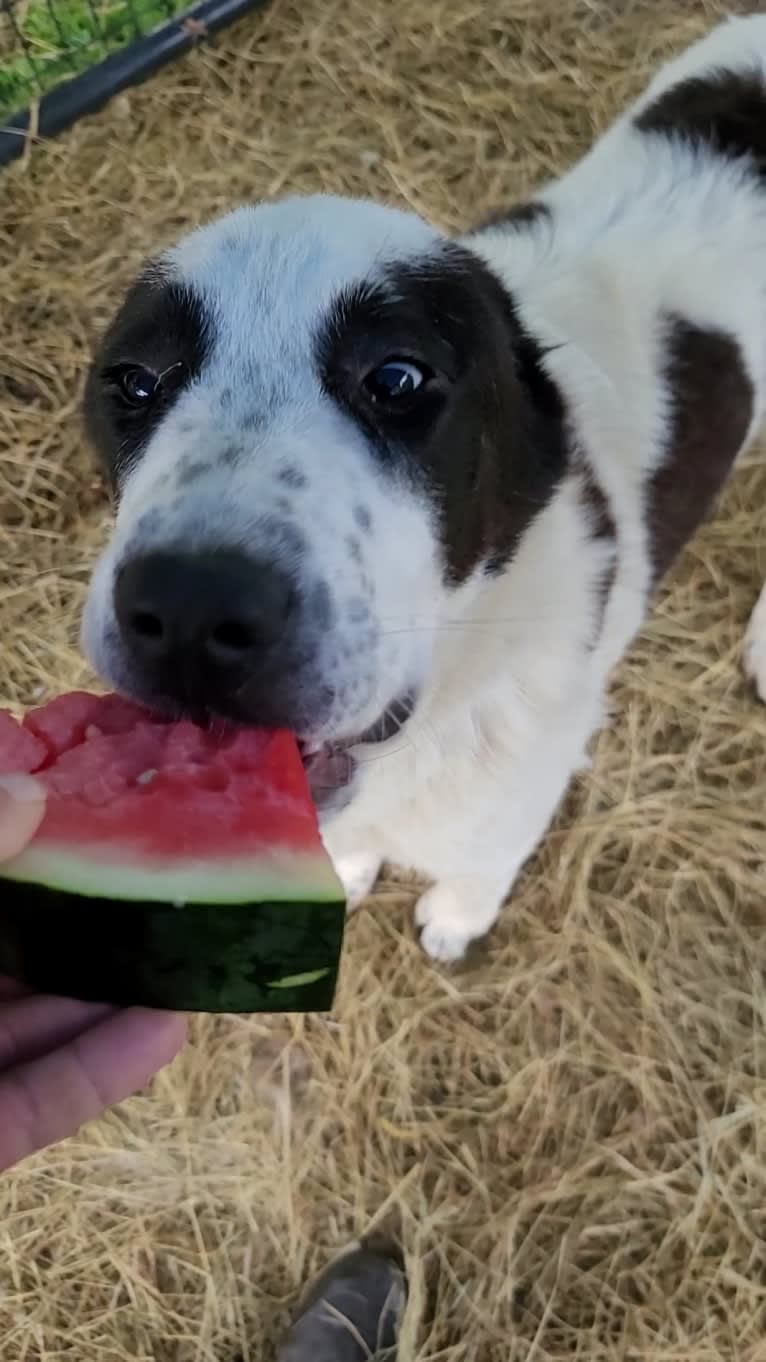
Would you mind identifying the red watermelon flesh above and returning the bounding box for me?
[0,692,338,901]
[0,709,47,773]
[0,692,345,1012]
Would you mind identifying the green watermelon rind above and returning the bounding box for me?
[0,885,345,1013]
[0,844,343,904]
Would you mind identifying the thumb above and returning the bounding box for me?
[0,775,46,861]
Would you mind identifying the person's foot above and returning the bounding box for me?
[275,1239,407,1361]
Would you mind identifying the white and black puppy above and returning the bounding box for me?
[83,16,766,962]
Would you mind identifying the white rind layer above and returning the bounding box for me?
[0,842,344,905]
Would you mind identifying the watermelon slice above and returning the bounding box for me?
[0,692,345,1013]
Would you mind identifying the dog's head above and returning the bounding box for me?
[82,195,565,800]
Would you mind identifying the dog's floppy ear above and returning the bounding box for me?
[411,242,570,583]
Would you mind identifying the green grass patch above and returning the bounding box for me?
[0,0,190,121]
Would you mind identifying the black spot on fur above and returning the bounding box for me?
[218,445,242,468]
[178,459,208,485]
[354,504,372,532]
[648,316,753,581]
[136,508,162,538]
[635,68,766,179]
[319,243,568,583]
[579,463,616,546]
[347,535,363,563]
[576,458,617,642]
[309,580,334,630]
[278,466,307,489]
[259,517,306,561]
[84,269,213,487]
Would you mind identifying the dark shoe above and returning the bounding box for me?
[275,1240,407,1361]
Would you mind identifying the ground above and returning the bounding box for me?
[1,1,766,1358]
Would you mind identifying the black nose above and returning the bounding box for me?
[114,550,293,697]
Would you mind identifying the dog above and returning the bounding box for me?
[82,16,766,963]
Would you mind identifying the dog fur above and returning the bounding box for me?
[83,16,766,961]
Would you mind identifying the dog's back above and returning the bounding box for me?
[471,15,766,680]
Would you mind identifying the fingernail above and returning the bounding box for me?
[0,773,46,804]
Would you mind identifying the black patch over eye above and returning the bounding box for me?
[318,246,569,585]
[86,276,212,489]
[363,359,429,405]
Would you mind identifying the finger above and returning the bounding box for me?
[0,994,116,1070]
[0,1008,187,1171]
[0,776,46,860]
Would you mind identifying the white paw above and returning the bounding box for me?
[333,850,382,912]
[415,884,478,963]
[745,586,766,703]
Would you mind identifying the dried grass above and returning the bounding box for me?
[2,0,766,1357]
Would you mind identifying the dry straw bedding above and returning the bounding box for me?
[1,0,766,1358]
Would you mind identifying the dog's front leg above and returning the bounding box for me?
[413,712,595,963]
[320,817,383,910]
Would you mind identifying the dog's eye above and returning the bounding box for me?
[111,365,159,407]
[363,359,427,404]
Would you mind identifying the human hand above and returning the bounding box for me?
[0,774,187,1171]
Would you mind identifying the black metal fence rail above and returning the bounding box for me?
[0,0,268,166]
